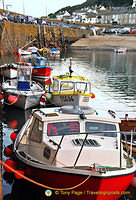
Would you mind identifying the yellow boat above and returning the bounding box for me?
[45,72,94,107]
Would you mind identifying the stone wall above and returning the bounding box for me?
[0,22,92,55]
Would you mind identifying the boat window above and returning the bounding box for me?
[43,146,51,160]
[53,79,59,91]
[29,118,43,142]
[47,121,80,136]
[76,82,90,93]
[60,81,74,91]
[85,122,117,137]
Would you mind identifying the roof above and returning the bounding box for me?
[33,106,121,124]
[53,75,89,82]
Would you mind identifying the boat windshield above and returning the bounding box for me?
[29,118,43,142]
[47,121,80,136]
[76,82,91,93]
[53,79,59,91]
[60,81,74,91]
[85,121,117,137]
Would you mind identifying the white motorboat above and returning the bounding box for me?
[1,63,17,79]
[4,105,135,200]
[2,64,45,109]
[114,47,128,53]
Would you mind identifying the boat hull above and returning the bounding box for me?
[32,77,51,86]
[48,93,90,107]
[4,91,43,109]
[2,68,17,79]
[32,67,52,78]
[16,159,134,200]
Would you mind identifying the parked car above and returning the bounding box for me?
[130,29,136,34]
[8,15,14,22]
[0,14,7,22]
[80,26,86,30]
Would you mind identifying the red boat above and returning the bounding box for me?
[18,57,53,85]
[4,105,136,200]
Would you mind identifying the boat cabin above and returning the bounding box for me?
[52,75,91,94]
[17,105,127,170]
[17,65,32,91]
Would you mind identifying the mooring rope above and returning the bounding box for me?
[0,160,96,191]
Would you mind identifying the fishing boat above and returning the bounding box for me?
[49,48,60,56]
[114,47,128,53]
[45,74,93,107]
[18,48,32,56]
[38,47,50,56]
[18,57,53,85]
[4,105,135,200]
[31,57,53,85]
[27,46,38,54]
[2,63,45,109]
[45,59,93,107]
[1,63,17,79]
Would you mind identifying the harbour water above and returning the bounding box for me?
[1,49,136,200]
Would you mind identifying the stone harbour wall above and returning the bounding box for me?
[0,21,92,55]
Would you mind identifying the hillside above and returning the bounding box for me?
[54,0,133,15]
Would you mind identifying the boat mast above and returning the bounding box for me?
[69,57,73,77]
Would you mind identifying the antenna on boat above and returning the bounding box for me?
[69,57,73,77]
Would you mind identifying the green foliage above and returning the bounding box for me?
[48,13,56,18]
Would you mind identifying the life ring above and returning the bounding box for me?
[61,105,95,115]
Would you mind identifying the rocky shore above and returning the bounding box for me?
[70,35,136,51]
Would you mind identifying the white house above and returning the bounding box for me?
[132,0,136,8]
[56,11,70,20]
[100,6,106,11]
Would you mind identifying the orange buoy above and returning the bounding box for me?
[8,95,18,104]
[10,131,18,142]
[3,158,17,173]
[14,168,25,179]
[91,93,95,99]
[4,144,13,157]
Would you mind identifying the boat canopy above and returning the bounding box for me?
[36,57,47,65]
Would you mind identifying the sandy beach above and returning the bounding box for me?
[71,35,136,51]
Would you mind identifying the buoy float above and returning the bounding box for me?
[91,92,95,99]
[45,92,52,100]
[10,130,18,142]
[0,93,4,100]
[8,120,18,129]
[14,168,25,179]
[4,144,13,157]
[4,158,17,173]
[40,93,46,107]
[131,173,136,187]
[8,95,18,104]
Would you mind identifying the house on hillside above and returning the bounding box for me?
[56,11,70,20]
[98,9,136,25]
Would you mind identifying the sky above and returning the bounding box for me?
[1,0,86,17]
